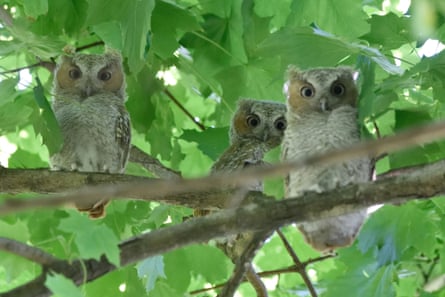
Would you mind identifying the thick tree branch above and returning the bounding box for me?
[2,120,445,214]
[0,237,58,266]
[3,160,445,297]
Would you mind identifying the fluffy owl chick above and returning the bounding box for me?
[282,66,371,252]
[211,99,287,189]
[211,99,286,297]
[50,50,131,218]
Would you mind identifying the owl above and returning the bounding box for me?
[50,50,131,218]
[210,99,286,296]
[282,66,371,252]
[211,99,286,181]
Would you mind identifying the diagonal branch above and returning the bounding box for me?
[129,145,181,179]
[277,229,318,297]
[0,237,59,266]
[2,120,445,215]
[3,161,445,297]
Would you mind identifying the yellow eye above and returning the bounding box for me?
[300,85,315,98]
[274,117,286,131]
[98,70,112,81]
[68,68,81,79]
[331,83,345,96]
[246,114,260,127]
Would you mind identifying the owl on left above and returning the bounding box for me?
[50,50,131,218]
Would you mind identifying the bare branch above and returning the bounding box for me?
[0,237,59,266]
[2,120,445,215]
[0,5,13,27]
[4,160,445,297]
[277,229,318,297]
[129,145,181,179]
[163,89,206,131]
[76,41,105,52]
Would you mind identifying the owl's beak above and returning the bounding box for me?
[81,82,96,99]
[320,98,330,112]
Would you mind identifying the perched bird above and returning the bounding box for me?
[282,66,371,252]
[50,49,131,218]
[210,99,287,297]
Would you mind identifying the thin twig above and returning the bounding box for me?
[0,5,13,27]
[129,145,181,179]
[76,41,105,52]
[190,255,335,295]
[277,230,318,297]
[163,89,206,131]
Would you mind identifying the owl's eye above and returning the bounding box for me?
[331,83,345,96]
[246,114,261,127]
[300,85,315,98]
[68,68,82,79]
[274,117,287,131]
[98,70,112,81]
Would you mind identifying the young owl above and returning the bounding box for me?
[282,66,371,252]
[50,50,131,218]
[211,99,286,296]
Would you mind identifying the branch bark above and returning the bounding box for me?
[2,160,445,297]
[2,120,445,215]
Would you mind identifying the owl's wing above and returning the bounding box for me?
[115,107,131,169]
[281,145,291,196]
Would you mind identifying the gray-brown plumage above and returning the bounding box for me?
[50,50,131,218]
[210,99,286,297]
[282,66,371,252]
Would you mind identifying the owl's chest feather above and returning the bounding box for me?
[284,106,359,158]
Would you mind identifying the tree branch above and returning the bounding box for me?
[0,5,13,27]
[3,160,445,296]
[0,237,59,266]
[163,89,206,131]
[2,120,445,215]
[129,145,181,179]
[277,229,319,297]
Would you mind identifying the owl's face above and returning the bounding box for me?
[230,99,287,148]
[286,67,358,113]
[54,52,125,100]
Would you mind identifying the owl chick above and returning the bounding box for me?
[282,66,371,252]
[50,50,131,218]
[211,99,286,296]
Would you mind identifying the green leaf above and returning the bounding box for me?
[23,0,48,19]
[91,21,123,50]
[287,0,370,38]
[0,78,19,106]
[164,248,190,293]
[148,279,182,297]
[362,13,415,49]
[86,0,155,73]
[325,263,396,297]
[184,245,229,283]
[357,204,438,264]
[151,0,200,58]
[58,212,120,266]
[32,77,63,156]
[137,255,166,293]
[0,101,33,133]
[253,0,292,29]
[181,127,229,160]
[8,148,47,168]
[45,273,84,297]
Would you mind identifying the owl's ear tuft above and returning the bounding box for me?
[104,47,123,64]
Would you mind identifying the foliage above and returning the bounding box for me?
[1,0,445,296]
